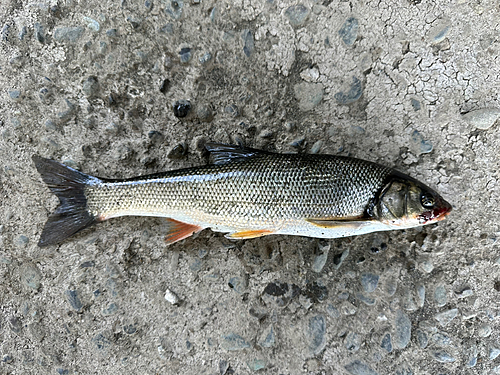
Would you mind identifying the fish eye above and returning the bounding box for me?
[420,192,435,208]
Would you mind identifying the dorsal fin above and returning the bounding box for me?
[205,143,270,165]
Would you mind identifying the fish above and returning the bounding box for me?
[32,143,452,247]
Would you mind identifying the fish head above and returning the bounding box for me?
[375,174,452,228]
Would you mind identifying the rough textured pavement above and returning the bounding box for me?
[1,0,500,374]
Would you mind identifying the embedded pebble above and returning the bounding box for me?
[258,325,275,348]
[196,104,213,122]
[92,332,112,353]
[410,130,433,155]
[34,23,45,43]
[83,16,100,31]
[434,308,458,327]
[393,310,411,349]
[306,315,326,355]
[384,276,398,296]
[285,4,310,27]
[455,287,473,299]
[478,324,492,337]
[490,346,500,360]
[82,76,99,97]
[241,29,254,57]
[428,21,451,43]
[65,290,83,312]
[419,258,434,273]
[431,350,455,363]
[165,0,183,19]
[8,90,21,101]
[199,52,212,65]
[310,140,323,154]
[415,329,428,348]
[106,28,117,37]
[434,285,447,307]
[294,82,323,111]
[20,263,42,290]
[465,345,478,367]
[54,27,84,42]
[228,276,247,294]
[340,301,357,315]
[224,104,239,117]
[326,304,340,318]
[344,332,361,351]
[159,79,170,94]
[431,332,451,347]
[300,67,320,82]
[15,235,29,247]
[334,77,363,105]
[173,99,191,118]
[167,143,187,159]
[411,98,421,111]
[179,47,192,63]
[357,293,376,306]
[221,333,250,351]
[312,242,330,273]
[463,108,500,130]
[344,360,379,375]
[164,288,180,305]
[381,333,392,352]
[416,284,425,308]
[102,302,118,316]
[338,17,359,46]
[360,273,379,293]
[290,136,306,148]
[332,249,349,269]
[247,359,266,371]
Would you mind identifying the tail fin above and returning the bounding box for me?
[32,156,99,247]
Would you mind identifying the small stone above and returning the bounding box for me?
[82,76,99,98]
[334,76,363,105]
[332,249,349,270]
[247,359,266,371]
[465,344,477,367]
[300,67,320,82]
[306,315,326,355]
[416,329,428,348]
[290,136,306,148]
[164,288,180,305]
[15,235,29,247]
[102,302,118,316]
[393,310,411,349]
[34,23,45,43]
[419,258,434,273]
[123,324,137,335]
[411,98,421,111]
[360,273,379,293]
[434,285,447,307]
[357,293,376,306]
[384,276,398,296]
[228,276,247,294]
[173,99,191,118]
[167,143,187,159]
[196,104,213,122]
[241,29,254,57]
[455,287,473,299]
[434,308,458,327]
[326,304,340,318]
[489,346,500,360]
[310,140,323,154]
[2,355,13,363]
[312,243,329,273]
[8,90,21,101]
[299,294,313,310]
[428,21,451,43]
[106,28,118,37]
[416,284,425,308]
[285,4,310,27]
[221,333,250,351]
[92,332,112,353]
[478,324,492,337]
[224,104,239,117]
[294,82,323,111]
[258,325,275,348]
[431,350,455,363]
[20,263,42,290]
[463,108,500,130]
[219,360,229,375]
[344,332,361,351]
[54,27,84,42]
[344,360,379,375]
[57,99,76,121]
[179,46,192,63]
[39,87,53,104]
[83,16,100,32]
[338,17,359,46]
[381,333,392,352]
[411,130,433,155]
[159,79,170,94]
[431,332,451,347]
[259,129,274,138]
[18,26,27,40]
[65,290,83,312]
[165,0,183,19]
[199,52,212,64]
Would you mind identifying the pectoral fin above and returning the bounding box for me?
[164,218,203,245]
[225,229,273,239]
[305,218,372,230]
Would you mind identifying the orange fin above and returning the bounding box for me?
[305,218,371,229]
[225,229,273,239]
[164,218,203,245]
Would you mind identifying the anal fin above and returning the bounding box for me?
[164,218,203,245]
[225,229,273,239]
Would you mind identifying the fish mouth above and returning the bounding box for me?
[419,198,452,224]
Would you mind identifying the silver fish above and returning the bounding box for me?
[33,143,452,247]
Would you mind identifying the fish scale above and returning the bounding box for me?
[85,153,392,228]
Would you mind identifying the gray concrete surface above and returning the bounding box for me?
[0,0,499,374]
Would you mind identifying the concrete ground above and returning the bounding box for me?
[1,0,499,374]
